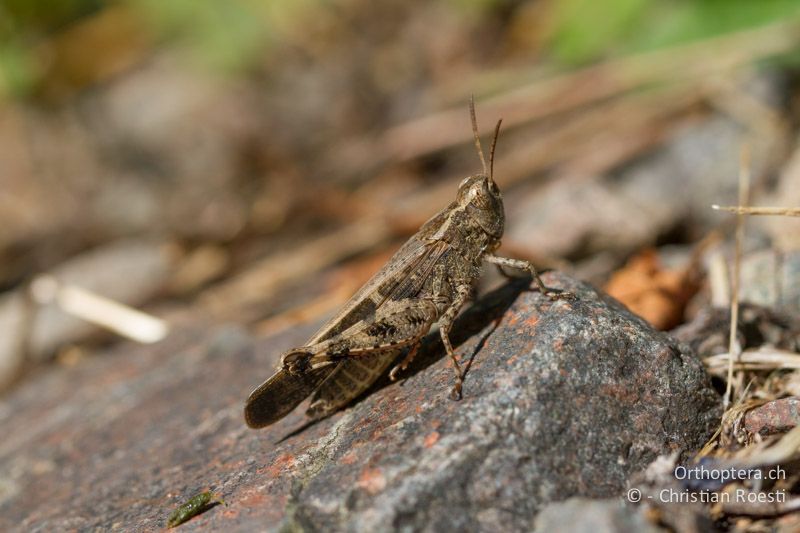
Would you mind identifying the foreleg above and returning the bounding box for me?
[484,254,574,300]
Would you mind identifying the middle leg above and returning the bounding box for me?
[438,282,473,400]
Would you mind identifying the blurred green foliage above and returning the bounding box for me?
[0,0,105,96]
[0,41,33,96]
[0,0,107,33]
[131,0,301,72]
[1,0,799,98]
[550,0,800,64]
[0,0,317,98]
[548,0,650,63]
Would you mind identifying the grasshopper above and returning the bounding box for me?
[244,98,573,429]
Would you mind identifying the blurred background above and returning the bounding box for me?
[1,0,800,392]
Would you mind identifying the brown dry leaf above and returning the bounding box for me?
[604,248,699,330]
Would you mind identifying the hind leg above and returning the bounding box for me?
[282,298,439,375]
[389,341,421,381]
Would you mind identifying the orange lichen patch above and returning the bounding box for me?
[423,431,440,448]
[237,489,270,507]
[604,249,699,330]
[524,315,540,328]
[354,416,374,432]
[599,384,640,404]
[340,451,358,465]
[222,507,239,520]
[369,425,387,441]
[358,467,387,494]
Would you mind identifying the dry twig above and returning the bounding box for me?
[712,206,800,217]
[723,147,750,408]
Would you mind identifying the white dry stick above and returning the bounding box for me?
[705,348,800,372]
[30,275,168,344]
[712,205,800,217]
[723,146,750,409]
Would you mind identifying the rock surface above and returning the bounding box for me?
[744,397,800,437]
[740,249,800,315]
[0,273,721,531]
[533,497,663,533]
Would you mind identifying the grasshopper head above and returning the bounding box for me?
[457,174,504,237]
[459,97,504,237]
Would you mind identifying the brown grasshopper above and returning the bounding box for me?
[244,99,573,429]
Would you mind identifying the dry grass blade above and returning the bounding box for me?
[697,389,764,457]
[700,398,800,466]
[388,85,698,232]
[733,424,800,467]
[704,348,800,372]
[720,496,800,517]
[712,205,800,217]
[382,18,800,161]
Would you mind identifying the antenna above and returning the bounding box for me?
[489,119,502,181]
[469,95,489,176]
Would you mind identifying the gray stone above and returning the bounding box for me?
[533,498,664,533]
[740,249,800,315]
[0,273,721,531]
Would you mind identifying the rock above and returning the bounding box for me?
[625,453,719,533]
[0,292,31,391]
[744,397,800,437]
[533,498,663,533]
[0,273,721,531]
[507,111,784,261]
[757,142,800,251]
[740,249,800,315]
[671,303,800,357]
[613,115,778,235]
